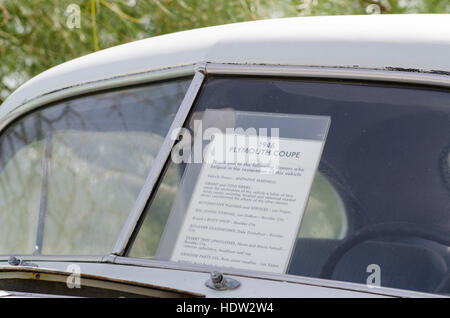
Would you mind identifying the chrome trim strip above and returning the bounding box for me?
[0,64,197,134]
[0,255,104,262]
[34,134,52,255]
[206,63,450,88]
[112,71,205,256]
[110,256,440,298]
[0,255,440,298]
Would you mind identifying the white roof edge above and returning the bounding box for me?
[3,14,450,112]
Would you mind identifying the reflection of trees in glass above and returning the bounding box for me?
[0,139,43,254]
[299,172,348,239]
[128,161,181,258]
[0,78,190,255]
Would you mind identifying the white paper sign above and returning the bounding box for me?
[170,129,328,273]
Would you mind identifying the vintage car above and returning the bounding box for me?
[0,14,449,298]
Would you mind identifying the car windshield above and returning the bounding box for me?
[128,76,450,295]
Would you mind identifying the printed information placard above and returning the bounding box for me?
[159,111,330,274]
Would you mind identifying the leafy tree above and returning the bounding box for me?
[0,0,449,104]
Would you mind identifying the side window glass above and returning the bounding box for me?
[0,78,192,255]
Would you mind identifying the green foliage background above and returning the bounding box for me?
[0,0,449,104]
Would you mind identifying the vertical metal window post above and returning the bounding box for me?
[112,71,205,256]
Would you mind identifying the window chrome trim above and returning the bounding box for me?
[110,256,441,298]
[112,71,205,256]
[0,255,105,262]
[205,63,450,88]
[0,64,199,135]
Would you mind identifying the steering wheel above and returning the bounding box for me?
[319,222,450,293]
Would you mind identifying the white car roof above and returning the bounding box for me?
[2,14,450,112]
